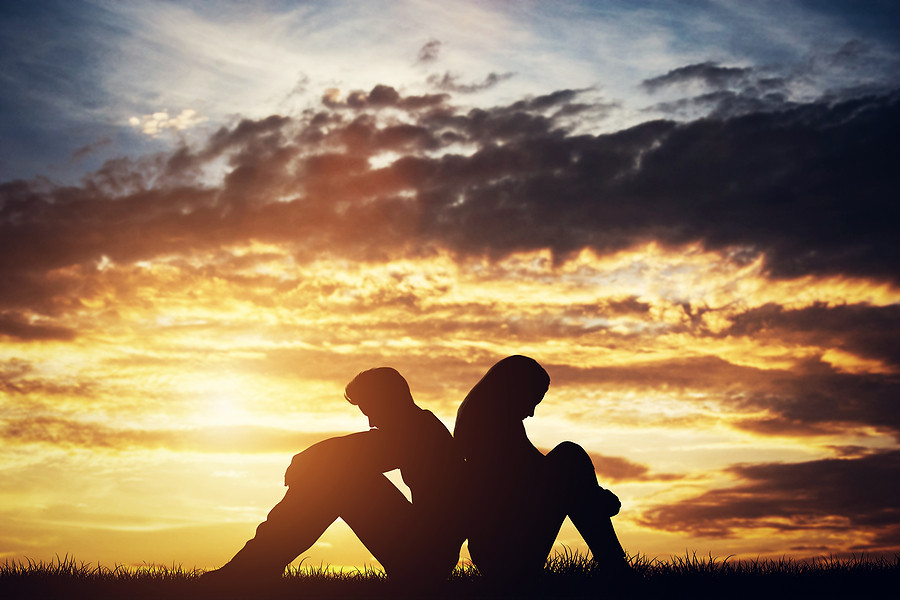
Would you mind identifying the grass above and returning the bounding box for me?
[2,551,897,599]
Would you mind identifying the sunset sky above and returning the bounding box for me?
[1,0,899,571]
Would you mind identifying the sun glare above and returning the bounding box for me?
[207,395,251,427]
[184,374,260,428]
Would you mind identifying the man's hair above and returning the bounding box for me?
[344,367,414,407]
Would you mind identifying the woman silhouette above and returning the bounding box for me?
[454,355,627,581]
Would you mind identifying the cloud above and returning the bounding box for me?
[530,448,683,485]
[129,109,208,137]
[417,39,442,63]
[427,71,515,94]
[548,356,765,390]
[2,3,898,566]
[0,312,77,341]
[722,302,900,369]
[585,451,683,483]
[639,61,790,120]
[0,359,92,397]
[71,137,113,161]
[320,84,449,112]
[638,450,900,552]
[640,41,900,119]
[548,354,900,440]
[0,415,343,454]
[730,363,900,440]
[647,88,795,119]
[641,62,753,93]
[2,80,898,324]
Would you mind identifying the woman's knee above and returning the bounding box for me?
[547,441,594,475]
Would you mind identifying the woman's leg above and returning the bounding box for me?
[464,465,567,580]
[546,441,626,564]
[466,442,626,580]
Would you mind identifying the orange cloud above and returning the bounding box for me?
[1,415,343,454]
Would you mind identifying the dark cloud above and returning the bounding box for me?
[730,362,900,440]
[606,297,652,315]
[548,355,900,440]
[618,93,899,281]
[588,452,648,482]
[648,88,795,119]
[548,356,765,390]
[641,62,753,93]
[532,448,685,483]
[639,450,900,553]
[808,39,897,82]
[641,42,900,119]
[0,311,76,341]
[825,445,871,458]
[723,302,900,369]
[828,39,871,65]
[427,71,515,94]
[2,81,898,322]
[585,451,683,483]
[418,90,900,282]
[321,84,448,111]
[417,39,442,63]
[0,415,343,454]
[71,137,112,161]
[508,89,584,112]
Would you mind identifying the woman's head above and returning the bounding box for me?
[465,355,550,420]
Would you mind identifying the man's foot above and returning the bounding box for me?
[197,565,283,598]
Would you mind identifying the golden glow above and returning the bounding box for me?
[821,348,894,374]
[2,241,898,568]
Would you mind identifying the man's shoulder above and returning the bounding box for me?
[417,408,453,435]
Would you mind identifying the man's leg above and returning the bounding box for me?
[213,444,377,579]
[340,472,460,586]
[216,469,456,585]
[214,480,342,579]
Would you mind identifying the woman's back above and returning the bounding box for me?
[454,354,550,467]
[454,356,628,583]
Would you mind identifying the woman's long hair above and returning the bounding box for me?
[454,355,550,457]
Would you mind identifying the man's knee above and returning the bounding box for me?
[284,449,345,487]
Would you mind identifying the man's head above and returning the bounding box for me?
[344,367,415,429]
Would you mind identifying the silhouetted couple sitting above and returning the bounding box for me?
[205,355,627,590]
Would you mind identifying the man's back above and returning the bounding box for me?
[394,408,464,518]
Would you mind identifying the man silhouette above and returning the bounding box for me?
[205,367,465,587]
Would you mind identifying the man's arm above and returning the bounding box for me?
[284,429,402,486]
